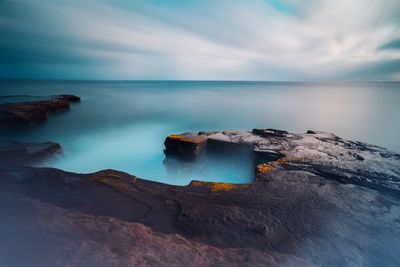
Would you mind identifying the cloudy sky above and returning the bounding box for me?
[0,0,399,80]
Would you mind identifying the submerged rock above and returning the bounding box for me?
[0,94,80,129]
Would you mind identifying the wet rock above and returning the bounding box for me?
[1,128,400,266]
[0,141,61,167]
[58,94,81,102]
[1,163,399,267]
[0,188,312,267]
[252,128,288,137]
[206,135,253,155]
[0,94,80,129]
[189,180,251,193]
[254,148,285,165]
[164,133,208,160]
[167,129,400,196]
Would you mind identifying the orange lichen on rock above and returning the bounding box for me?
[256,163,276,175]
[210,182,238,192]
[182,135,208,144]
[189,180,249,192]
[167,134,208,144]
[256,157,293,176]
[167,134,184,141]
[275,157,291,165]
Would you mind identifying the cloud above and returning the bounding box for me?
[0,0,399,80]
[380,39,400,50]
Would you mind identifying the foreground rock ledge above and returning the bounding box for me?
[0,94,80,129]
[1,129,400,266]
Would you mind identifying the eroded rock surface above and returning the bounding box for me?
[1,128,400,266]
[164,129,400,197]
[0,95,80,129]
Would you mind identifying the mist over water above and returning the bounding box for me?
[1,81,399,185]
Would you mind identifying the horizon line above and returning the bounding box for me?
[1,78,399,83]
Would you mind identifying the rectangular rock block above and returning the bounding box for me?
[164,134,208,160]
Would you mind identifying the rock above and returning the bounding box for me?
[206,135,254,155]
[1,128,400,266]
[254,148,285,165]
[189,180,251,193]
[164,133,208,160]
[58,94,81,102]
[0,94,80,129]
[0,161,399,267]
[0,141,61,167]
[252,128,288,137]
[166,130,400,196]
[0,188,312,267]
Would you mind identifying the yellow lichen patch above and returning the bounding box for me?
[210,182,237,192]
[168,134,184,140]
[255,156,301,176]
[256,163,275,174]
[189,180,249,192]
[275,157,291,165]
[182,136,208,144]
[168,134,208,144]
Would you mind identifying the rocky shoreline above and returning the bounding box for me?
[0,96,399,267]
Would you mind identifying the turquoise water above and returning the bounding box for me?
[1,81,399,185]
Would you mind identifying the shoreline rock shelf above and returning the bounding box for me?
[2,130,400,266]
[164,129,400,196]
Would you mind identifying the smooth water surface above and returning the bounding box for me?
[0,81,399,185]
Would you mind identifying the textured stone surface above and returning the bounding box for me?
[164,134,208,160]
[165,129,400,196]
[0,141,61,167]
[1,128,400,266]
[0,95,80,129]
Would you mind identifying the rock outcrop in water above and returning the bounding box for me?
[164,129,400,197]
[0,94,80,129]
[0,141,61,167]
[1,126,400,266]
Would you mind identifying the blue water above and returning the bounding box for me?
[1,80,399,185]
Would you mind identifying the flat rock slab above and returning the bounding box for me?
[0,94,80,129]
[165,129,400,196]
[164,134,208,160]
[0,141,61,167]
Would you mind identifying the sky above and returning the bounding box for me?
[0,0,399,81]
